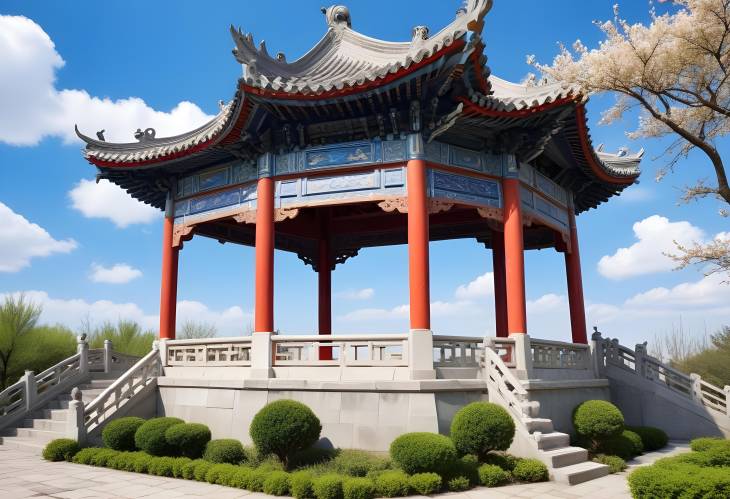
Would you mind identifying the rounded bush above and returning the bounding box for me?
[171,457,191,478]
[690,437,724,452]
[478,464,511,487]
[572,400,624,443]
[182,459,206,480]
[228,467,254,489]
[624,430,644,455]
[148,456,176,477]
[90,448,120,467]
[165,422,211,459]
[73,447,103,465]
[42,438,80,462]
[342,477,375,499]
[250,400,322,465]
[331,449,391,476]
[264,471,292,496]
[512,458,548,483]
[248,468,270,492]
[389,432,457,474]
[483,452,520,471]
[290,471,315,499]
[203,439,245,464]
[629,462,730,498]
[102,416,145,451]
[447,476,470,491]
[408,473,442,495]
[134,417,184,456]
[450,402,515,458]
[600,430,643,460]
[373,470,410,497]
[626,426,668,452]
[132,453,154,473]
[312,473,344,499]
[593,454,626,474]
[193,460,214,482]
[205,463,239,485]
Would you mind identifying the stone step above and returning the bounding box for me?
[38,408,69,421]
[552,460,610,485]
[524,417,554,434]
[22,418,66,432]
[540,446,589,468]
[5,427,64,444]
[57,390,105,402]
[46,399,71,410]
[535,432,570,450]
[0,436,46,455]
[82,378,117,387]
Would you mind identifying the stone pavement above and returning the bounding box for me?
[0,443,690,499]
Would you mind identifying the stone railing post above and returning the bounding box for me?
[408,330,435,380]
[251,332,274,378]
[689,373,703,404]
[103,340,113,373]
[513,334,533,379]
[22,370,37,412]
[724,386,730,417]
[590,328,604,378]
[482,337,495,380]
[154,339,166,369]
[65,387,87,446]
[77,335,89,375]
[635,342,647,377]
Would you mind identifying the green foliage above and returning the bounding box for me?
[408,472,442,495]
[249,400,322,466]
[42,438,80,462]
[72,447,104,465]
[134,417,184,456]
[247,468,270,492]
[263,471,292,496]
[193,460,214,481]
[482,452,520,471]
[600,430,644,460]
[329,450,391,477]
[446,476,470,491]
[373,470,410,497]
[171,457,192,478]
[131,452,154,473]
[102,417,145,451]
[89,448,120,467]
[674,326,730,388]
[478,464,511,487]
[626,425,668,451]
[8,325,75,388]
[87,319,155,357]
[342,477,375,499]
[0,294,41,389]
[593,454,626,473]
[512,458,548,483]
[443,455,479,486]
[182,459,207,480]
[165,422,211,459]
[289,447,337,468]
[290,471,315,499]
[148,456,176,477]
[205,463,239,485]
[313,474,344,499]
[227,467,254,489]
[629,462,730,498]
[450,402,515,458]
[177,320,217,339]
[623,430,644,455]
[572,400,624,448]
[203,439,246,464]
[691,436,725,452]
[389,432,457,474]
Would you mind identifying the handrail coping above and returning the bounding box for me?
[166,337,253,346]
[272,334,409,342]
[0,378,26,401]
[432,335,484,342]
[529,338,590,349]
[483,347,528,396]
[35,352,81,381]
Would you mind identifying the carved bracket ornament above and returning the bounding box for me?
[476,206,502,222]
[429,200,454,214]
[378,197,408,214]
[233,209,257,225]
[274,207,300,222]
[172,225,194,248]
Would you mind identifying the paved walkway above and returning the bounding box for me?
[0,443,690,499]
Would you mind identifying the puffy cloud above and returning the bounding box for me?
[69,179,160,228]
[624,272,730,308]
[597,215,705,280]
[176,301,252,336]
[0,15,213,146]
[335,288,375,300]
[0,202,77,272]
[89,263,142,284]
[527,293,566,314]
[455,272,494,299]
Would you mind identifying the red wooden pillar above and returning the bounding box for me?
[318,210,333,360]
[565,211,588,344]
[159,199,179,340]
[254,176,275,333]
[502,178,527,336]
[407,157,431,331]
[491,230,508,338]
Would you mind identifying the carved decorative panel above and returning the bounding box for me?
[233,209,257,224]
[429,170,501,208]
[378,197,408,214]
[172,225,194,248]
[274,207,299,222]
[429,200,454,214]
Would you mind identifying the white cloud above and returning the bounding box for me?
[527,293,566,314]
[0,15,213,146]
[176,301,252,336]
[0,202,77,272]
[625,272,730,308]
[89,263,142,284]
[335,288,375,300]
[69,179,160,228]
[597,215,705,280]
[455,272,494,299]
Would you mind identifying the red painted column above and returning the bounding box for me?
[318,210,333,360]
[565,211,588,344]
[502,178,527,336]
[491,230,508,338]
[407,157,431,331]
[159,202,179,340]
[254,177,275,333]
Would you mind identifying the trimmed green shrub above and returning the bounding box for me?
[205,463,239,485]
[443,455,479,485]
[330,449,391,476]
[193,460,214,482]
[446,476,470,491]
[228,467,254,489]
[342,477,375,499]
[148,456,176,477]
[483,452,520,471]
[690,436,724,452]
[42,438,80,462]
[478,464,510,487]
[512,458,548,482]
[264,471,292,496]
[182,459,206,480]
[250,399,322,466]
[134,417,184,456]
[389,432,457,474]
[408,473,442,495]
[90,448,120,467]
[626,425,668,451]
[248,468,271,492]
[572,400,624,446]
[373,470,410,497]
[312,473,344,499]
[102,416,144,451]
[593,454,626,474]
[624,430,644,455]
[171,457,192,478]
[629,463,730,498]
[450,402,515,458]
[73,447,103,465]
[165,422,211,459]
[600,430,643,460]
[290,447,337,468]
[131,452,154,473]
[203,439,245,464]
[290,470,316,499]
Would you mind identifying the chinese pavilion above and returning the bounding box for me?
[76,1,641,350]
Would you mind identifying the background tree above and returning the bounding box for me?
[531,0,730,278]
[0,295,41,389]
[86,320,155,357]
[177,320,217,339]
[8,325,76,386]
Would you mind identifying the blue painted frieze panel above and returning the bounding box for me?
[305,143,375,170]
[176,161,256,200]
[198,168,229,192]
[189,189,240,215]
[429,170,501,207]
[305,171,380,195]
[384,168,404,187]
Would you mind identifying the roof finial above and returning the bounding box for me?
[322,5,351,28]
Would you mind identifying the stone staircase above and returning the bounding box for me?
[0,375,116,454]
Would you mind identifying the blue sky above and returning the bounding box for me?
[1,0,728,346]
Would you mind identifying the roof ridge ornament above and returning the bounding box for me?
[321,5,351,29]
[134,128,156,143]
[412,26,429,42]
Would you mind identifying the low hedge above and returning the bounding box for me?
[600,430,644,460]
[165,422,211,459]
[290,470,315,499]
[205,463,239,485]
[148,456,176,477]
[203,439,245,464]
[342,477,375,499]
[389,432,456,474]
[512,458,548,483]
[102,416,145,451]
[690,436,725,452]
[593,454,626,474]
[373,470,410,497]
[312,473,344,499]
[478,463,511,486]
[408,472,441,495]
[42,438,80,462]
[330,449,391,477]
[134,417,184,456]
[447,476,470,491]
[482,451,520,471]
[626,425,668,452]
[450,402,515,458]
[263,470,291,496]
[629,462,730,497]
